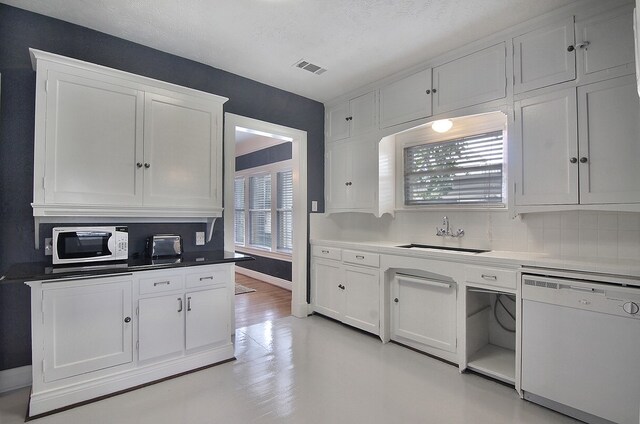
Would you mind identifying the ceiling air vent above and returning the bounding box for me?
[293,59,327,75]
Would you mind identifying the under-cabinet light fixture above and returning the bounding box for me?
[431,119,453,133]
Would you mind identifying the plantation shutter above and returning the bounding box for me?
[404,130,504,205]
[277,170,293,251]
[249,174,271,248]
[234,177,245,244]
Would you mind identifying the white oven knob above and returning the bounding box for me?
[622,302,639,315]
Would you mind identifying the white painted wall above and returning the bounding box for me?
[310,210,640,261]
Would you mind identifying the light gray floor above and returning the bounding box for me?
[0,315,577,423]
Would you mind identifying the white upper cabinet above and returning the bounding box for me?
[514,88,578,206]
[379,68,433,129]
[433,43,507,114]
[31,49,227,218]
[326,91,376,142]
[577,75,640,204]
[513,17,576,94]
[575,5,635,82]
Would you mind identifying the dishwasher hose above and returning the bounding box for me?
[494,294,516,333]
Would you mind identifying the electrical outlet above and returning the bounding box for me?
[312,200,318,212]
[195,232,205,246]
[44,238,53,256]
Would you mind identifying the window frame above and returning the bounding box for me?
[234,159,293,261]
[395,113,508,211]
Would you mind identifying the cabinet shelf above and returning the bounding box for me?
[467,344,515,384]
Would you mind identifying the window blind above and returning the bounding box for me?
[404,130,504,205]
[234,177,245,244]
[249,174,271,248]
[277,170,293,251]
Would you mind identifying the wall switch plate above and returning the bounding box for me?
[312,200,318,212]
[195,232,205,246]
[44,238,53,256]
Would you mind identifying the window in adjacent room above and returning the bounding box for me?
[398,112,507,208]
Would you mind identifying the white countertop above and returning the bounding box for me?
[310,239,640,280]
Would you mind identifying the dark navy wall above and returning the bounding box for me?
[0,4,324,371]
[235,143,293,281]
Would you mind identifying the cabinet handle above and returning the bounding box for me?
[569,157,578,164]
[355,255,365,260]
[187,296,192,311]
[481,274,498,281]
[345,116,353,121]
[580,157,588,163]
[144,163,151,168]
[154,280,171,286]
[576,41,590,49]
[136,162,143,168]
[124,317,131,323]
[199,276,213,281]
[425,89,431,94]
[338,284,345,290]
[177,297,183,312]
[321,249,330,254]
[567,45,575,52]
[394,297,399,303]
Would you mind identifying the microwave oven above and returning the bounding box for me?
[53,226,129,265]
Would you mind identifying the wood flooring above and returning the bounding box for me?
[234,273,291,329]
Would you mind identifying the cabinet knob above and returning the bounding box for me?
[425,89,431,94]
[580,157,588,163]
[576,41,590,49]
[345,116,353,122]
[567,45,575,52]
[124,317,131,323]
[136,162,143,168]
[144,163,151,168]
[338,284,345,290]
[432,88,437,93]
[569,157,578,164]
[394,298,399,303]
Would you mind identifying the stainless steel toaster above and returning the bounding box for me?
[145,234,183,258]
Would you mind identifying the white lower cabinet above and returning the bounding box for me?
[391,273,457,355]
[26,263,234,417]
[311,247,380,336]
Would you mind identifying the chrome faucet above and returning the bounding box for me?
[436,216,464,238]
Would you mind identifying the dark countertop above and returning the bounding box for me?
[1,250,253,283]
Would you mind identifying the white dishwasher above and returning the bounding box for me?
[521,273,640,424]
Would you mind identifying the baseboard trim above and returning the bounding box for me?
[0,365,32,393]
[235,267,292,291]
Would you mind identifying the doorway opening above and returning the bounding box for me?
[224,114,308,330]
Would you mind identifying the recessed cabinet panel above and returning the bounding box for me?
[342,266,379,334]
[185,288,229,351]
[578,76,640,204]
[349,91,376,137]
[515,88,578,206]
[379,69,432,128]
[348,138,377,210]
[138,294,185,362]
[312,259,344,321]
[576,6,635,80]
[433,43,506,114]
[513,17,576,93]
[42,277,133,382]
[143,93,218,208]
[325,140,351,209]
[326,102,350,142]
[44,70,144,206]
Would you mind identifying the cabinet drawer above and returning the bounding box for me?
[186,266,230,289]
[342,250,379,268]
[139,272,185,295]
[312,246,342,261]
[465,266,516,290]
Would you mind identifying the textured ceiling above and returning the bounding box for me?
[1,0,577,102]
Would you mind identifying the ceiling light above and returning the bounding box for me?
[431,119,453,133]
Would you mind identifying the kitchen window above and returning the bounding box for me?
[235,161,293,258]
[398,112,507,208]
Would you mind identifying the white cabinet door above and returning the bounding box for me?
[325,140,351,209]
[143,92,220,209]
[514,88,578,206]
[326,101,350,142]
[44,70,144,206]
[379,69,432,128]
[311,259,343,321]
[433,43,506,114]
[391,275,457,353]
[348,138,377,210]
[578,75,640,204]
[349,91,376,137]
[513,17,576,93]
[342,266,379,334]
[576,6,635,81]
[138,294,184,362]
[185,287,229,351]
[42,276,133,382]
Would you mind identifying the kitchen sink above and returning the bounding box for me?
[395,244,489,254]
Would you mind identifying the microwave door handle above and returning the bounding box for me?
[107,233,116,255]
